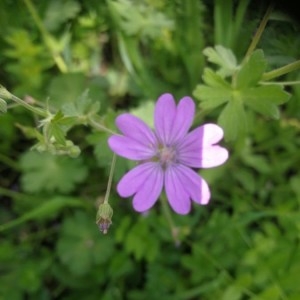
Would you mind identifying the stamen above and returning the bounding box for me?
[158,145,177,168]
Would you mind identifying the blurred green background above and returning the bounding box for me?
[1,0,300,299]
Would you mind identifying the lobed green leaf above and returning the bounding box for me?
[236,50,266,88]
[218,98,247,141]
[242,85,290,118]
[193,85,231,110]
[203,45,238,77]
[20,151,88,193]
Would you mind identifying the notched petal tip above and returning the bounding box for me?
[178,96,195,109]
[157,92,175,103]
[202,123,225,145]
[201,145,229,168]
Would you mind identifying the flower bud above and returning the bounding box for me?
[0,98,7,113]
[0,85,12,99]
[96,202,113,234]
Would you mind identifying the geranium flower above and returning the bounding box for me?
[108,93,228,215]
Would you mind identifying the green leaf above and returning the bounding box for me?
[119,216,159,262]
[242,85,290,118]
[16,123,44,142]
[203,45,238,77]
[48,73,86,107]
[193,68,232,110]
[0,97,7,113]
[110,0,174,39]
[44,0,81,31]
[0,196,84,231]
[218,98,247,141]
[56,211,114,275]
[222,285,242,300]
[202,68,232,88]
[193,85,231,110]
[236,50,266,88]
[48,123,66,145]
[62,89,100,120]
[20,151,88,193]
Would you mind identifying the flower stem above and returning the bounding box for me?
[88,117,118,135]
[104,153,117,204]
[10,93,48,117]
[244,4,273,61]
[0,186,34,201]
[22,0,68,73]
[0,153,21,170]
[0,85,47,117]
[260,80,300,86]
[262,60,300,81]
[160,194,180,246]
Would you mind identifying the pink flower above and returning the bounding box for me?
[108,93,228,214]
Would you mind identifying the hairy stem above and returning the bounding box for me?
[160,195,180,246]
[262,60,300,81]
[104,153,117,204]
[88,117,118,135]
[22,0,68,73]
[10,94,48,117]
[244,4,273,61]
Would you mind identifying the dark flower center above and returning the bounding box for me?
[157,145,177,168]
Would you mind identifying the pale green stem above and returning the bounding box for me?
[262,60,300,81]
[0,153,21,170]
[160,194,180,246]
[260,80,300,86]
[0,187,34,201]
[104,153,117,204]
[10,93,47,117]
[244,4,273,61]
[22,0,68,73]
[88,117,119,135]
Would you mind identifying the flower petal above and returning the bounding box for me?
[164,165,191,215]
[170,96,195,143]
[117,162,163,212]
[108,135,155,160]
[173,165,211,205]
[199,123,225,146]
[154,93,176,144]
[198,146,229,168]
[117,162,159,195]
[165,165,210,214]
[178,125,229,168]
[115,113,157,146]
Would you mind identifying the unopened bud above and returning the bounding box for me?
[0,85,12,99]
[96,202,113,234]
[68,145,81,158]
[0,98,7,113]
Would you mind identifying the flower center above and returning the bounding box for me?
[157,145,177,168]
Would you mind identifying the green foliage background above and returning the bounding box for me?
[1,0,300,299]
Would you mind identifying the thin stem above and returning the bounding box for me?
[104,153,117,204]
[0,153,21,170]
[88,117,118,135]
[22,0,68,73]
[10,94,47,117]
[244,4,273,61]
[0,187,34,201]
[262,60,300,81]
[160,194,180,246]
[260,80,300,86]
